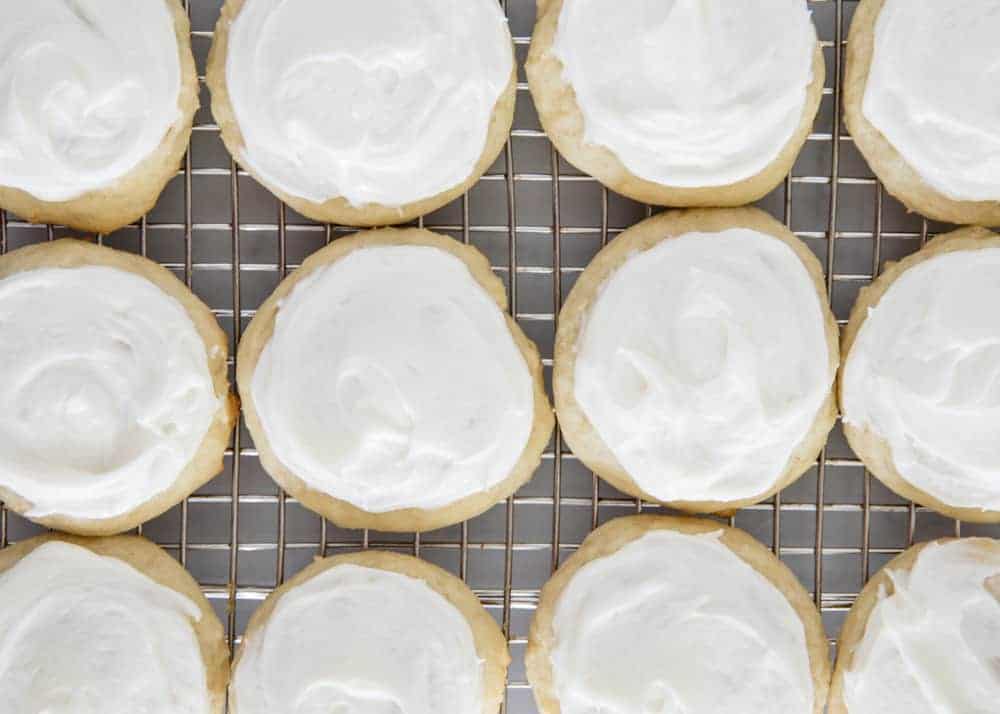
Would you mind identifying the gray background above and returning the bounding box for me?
[2,2,998,712]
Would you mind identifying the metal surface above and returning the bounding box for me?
[1,1,999,711]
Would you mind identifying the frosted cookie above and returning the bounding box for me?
[841,227,1000,522]
[0,240,237,535]
[0,534,229,714]
[230,551,508,714]
[555,208,838,513]
[526,0,824,206]
[830,538,1000,713]
[527,515,830,714]
[844,0,1000,226]
[207,0,515,226]
[238,228,553,532]
[0,0,198,234]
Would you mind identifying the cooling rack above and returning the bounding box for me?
[1,1,997,712]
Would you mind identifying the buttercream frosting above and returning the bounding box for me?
[0,541,209,714]
[0,265,219,519]
[0,0,182,202]
[224,0,513,207]
[551,0,817,187]
[842,248,1000,511]
[862,0,1000,202]
[231,563,484,714]
[550,530,815,714]
[573,228,834,503]
[843,539,1000,713]
[252,245,533,513]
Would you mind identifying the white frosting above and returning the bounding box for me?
[862,0,1000,202]
[0,0,182,202]
[842,248,1000,511]
[0,265,219,519]
[0,541,209,714]
[232,563,483,714]
[550,530,815,713]
[551,0,817,188]
[844,540,1000,714]
[252,245,533,513]
[574,229,833,503]
[225,0,513,207]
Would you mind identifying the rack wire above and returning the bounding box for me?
[1,1,998,711]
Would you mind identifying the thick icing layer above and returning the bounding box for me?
[252,245,533,513]
[862,0,1000,202]
[574,229,833,503]
[842,248,1000,510]
[551,530,815,713]
[0,0,182,202]
[231,563,483,714]
[225,0,513,207]
[551,0,816,187]
[0,541,208,714]
[844,540,1000,713]
[0,266,219,519]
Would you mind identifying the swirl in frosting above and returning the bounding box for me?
[0,264,219,519]
[0,0,183,201]
[224,0,513,206]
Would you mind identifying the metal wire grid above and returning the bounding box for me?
[1,0,999,711]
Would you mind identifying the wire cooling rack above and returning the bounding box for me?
[2,1,998,711]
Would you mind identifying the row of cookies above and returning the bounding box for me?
[2,0,995,234]
[1,210,997,535]
[2,516,996,712]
